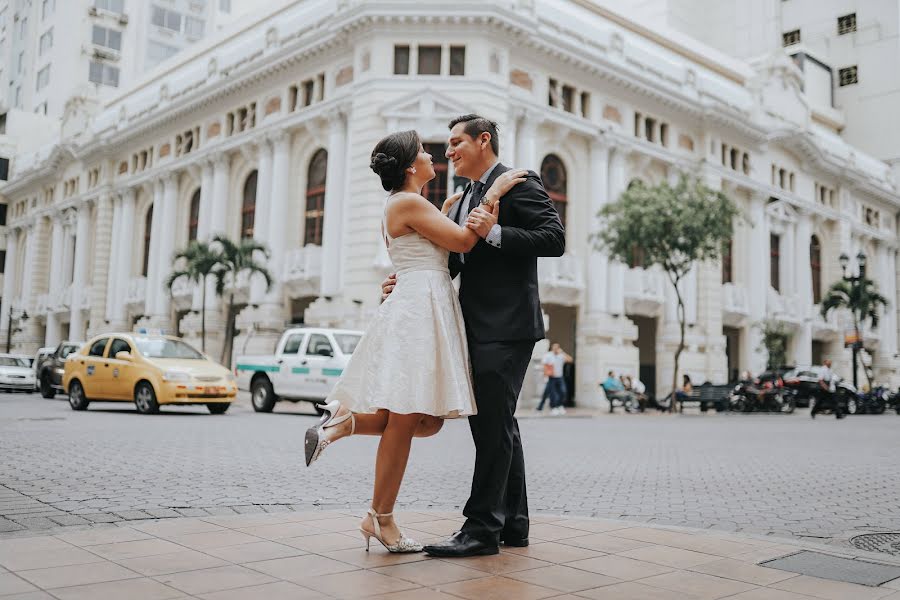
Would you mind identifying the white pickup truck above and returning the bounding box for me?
[235,327,363,413]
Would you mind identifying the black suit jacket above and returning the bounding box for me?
[448,163,566,343]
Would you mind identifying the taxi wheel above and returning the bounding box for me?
[40,373,56,399]
[134,382,160,415]
[207,403,230,415]
[68,381,90,411]
[250,378,276,413]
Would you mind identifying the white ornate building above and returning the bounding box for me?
[2,0,900,406]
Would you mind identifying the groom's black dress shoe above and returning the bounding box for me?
[423,531,499,557]
[500,536,529,547]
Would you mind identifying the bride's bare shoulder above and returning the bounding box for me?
[387,192,430,212]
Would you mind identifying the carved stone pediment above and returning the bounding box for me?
[381,88,474,140]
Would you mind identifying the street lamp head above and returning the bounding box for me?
[856,251,867,268]
[21,311,28,322]
[839,253,850,270]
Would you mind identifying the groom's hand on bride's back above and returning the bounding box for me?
[381,273,397,300]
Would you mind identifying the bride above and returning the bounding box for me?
[304,129,526,553]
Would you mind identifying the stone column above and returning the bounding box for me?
[793,211,813,365]
[61,213,76,289]
[88,193,114,336]
[586,138,610,316]
[503,110,519,166]
[249,138,273,304]
[154,174,179,327]
[20,222,38,313]
[45,216,65,345]
[111,189,136,327]
[606,148,628,316]
[744,192,768,375]
[320,111,348,297]
[191,161,216,312]
[516,113,539,172]
[0,227,20,338]
[19,219,48,351]
[210,153,230,239]
[265,131,291,304]
[69,201,92,341]
[106,195,122,322]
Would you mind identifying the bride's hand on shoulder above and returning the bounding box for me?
[483,169,528,206]
[441,191,464,215]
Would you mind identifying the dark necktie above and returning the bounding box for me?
[467,181,485,216]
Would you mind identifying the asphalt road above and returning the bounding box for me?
[2,390,899,547]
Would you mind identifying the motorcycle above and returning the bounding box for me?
[847,386,889,415]
[729,377,796,413]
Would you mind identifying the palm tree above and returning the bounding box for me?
[210,234,273,367]
[821,276,888,388]
[165,241,220,352]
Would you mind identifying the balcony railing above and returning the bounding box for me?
[283,245,323,298]
[722,282,749,326]
[767,288,802,323]
[537,253,584,306]
[624,266,666,317]
[124,276,147,307]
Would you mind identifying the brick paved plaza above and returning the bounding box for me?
[2,392,900,546]
[3,392,900,597]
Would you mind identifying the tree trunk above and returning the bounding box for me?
[221,293,235,368]
[200,277,207,353]
[670,275,686,414]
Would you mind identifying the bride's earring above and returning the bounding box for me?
[410,167,417,174]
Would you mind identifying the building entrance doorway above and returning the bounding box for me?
[543,304,577,405]
[630,315,657,400]
[724,326,741,383]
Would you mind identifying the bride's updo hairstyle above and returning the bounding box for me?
[370,130,420,192]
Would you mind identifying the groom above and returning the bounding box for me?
[383,114,565,556]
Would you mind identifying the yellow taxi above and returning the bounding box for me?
[63,333,236,414]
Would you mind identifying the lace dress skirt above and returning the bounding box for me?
[326,267,477,418]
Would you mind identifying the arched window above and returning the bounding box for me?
[422,143,448,209]
[305,149,327,245]
[540,154,567,228]
[188,189,200,242]
[770,233,781,292]
[810,235,822,304]
[142,205,153,277]
[241,170,258,239]
[722,238,733,283]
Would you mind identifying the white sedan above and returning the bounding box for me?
[0,354,36,393]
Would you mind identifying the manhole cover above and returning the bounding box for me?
[851,533,900,556]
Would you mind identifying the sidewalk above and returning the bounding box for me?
[2,511,900,599]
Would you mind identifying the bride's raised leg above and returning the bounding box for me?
[328,409,442,442]
[361,412,423,547]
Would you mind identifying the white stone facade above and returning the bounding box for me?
[2,0,899,406]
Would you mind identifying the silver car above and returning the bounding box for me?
[0,354,36,393]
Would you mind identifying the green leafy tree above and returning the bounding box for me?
[756,319,789,371]
[210,235,273,367]
[165,241,220,352]
[820,276,888,388]
[593,175,740,411]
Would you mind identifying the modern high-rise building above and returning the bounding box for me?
[0,0,254,117]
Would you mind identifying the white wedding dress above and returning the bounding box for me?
[325,198,477,418]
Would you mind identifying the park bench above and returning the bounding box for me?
[677,383,732,412]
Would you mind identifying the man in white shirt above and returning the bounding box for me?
[539,343,572,415]
[811,358,843,419]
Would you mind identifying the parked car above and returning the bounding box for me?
[33,347,56,390]
[0,354,36,393]
[236,327,363,413]
[63,333,236,414]
[37,341,84,398]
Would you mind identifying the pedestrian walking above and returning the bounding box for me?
[811,358,843,419]
[538,343,572,415]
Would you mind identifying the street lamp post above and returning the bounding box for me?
[839,251,867,389]
[5,305,29,353]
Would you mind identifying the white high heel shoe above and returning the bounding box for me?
[360,508,423,553]
[304,400,355,466]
